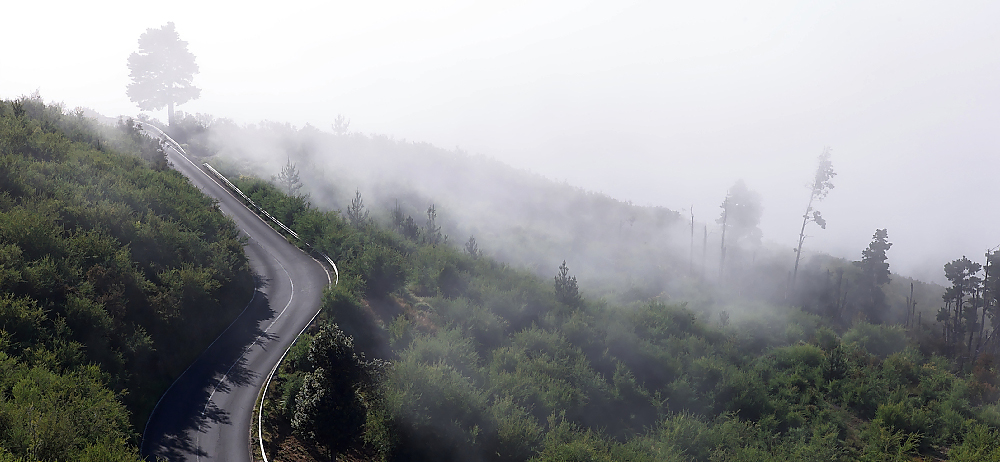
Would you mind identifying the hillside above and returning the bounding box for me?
[168,114,688,301]
[213,165,1000,461]
[167,113,944,322]
[0,96,253,459]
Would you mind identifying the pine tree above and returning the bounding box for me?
[273,157,303,196]
[346,190,369,228]
[857,229,892,323]
[718,180,763,279]
[424,204,443,245]
[942,257,983,352]
[331,114,351,135]
[465,235,481,259]
[554,260,582,308]
[126,22,200,126]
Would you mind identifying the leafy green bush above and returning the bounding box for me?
[292,323,383,452]
[357,242,408,298]
[842,322,908,358]
[948,424,1000,461]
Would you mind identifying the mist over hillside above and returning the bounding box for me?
[157,112,996,462]
[9,97,989,461]
[7,2,1000,288]
[5,3,1000,458]
[175,115,683,295]
[148,113,947,327]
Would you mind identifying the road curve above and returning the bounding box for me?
[140,134,330,461]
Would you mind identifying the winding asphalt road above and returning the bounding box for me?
[140,132,330,461]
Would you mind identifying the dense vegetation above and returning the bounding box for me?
[164,111,688,303]
[230,172,1000,461]
[3,96,991,460]
[0,96,252,460]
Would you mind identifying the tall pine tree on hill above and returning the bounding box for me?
[857,229,892,323]
[126,22,200,126]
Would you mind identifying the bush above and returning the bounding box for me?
[948,424,1000,461]
[842,322,908,358]
[357,243,407,298]
[292,323,380,452]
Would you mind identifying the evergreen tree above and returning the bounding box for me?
[273,157,303,196]
[465,235,481,259]
[717,180,763,276]
[126,22,200,126]
[554,260,582,308]
[942,257,983,351]
[718,180,763,247]
[857,229,892,323]
[973,250,1000,356]
[331,114,351,136]
[401,216,420,240]
[346,189,369,228]
[424,204,443,245]
[390,200,405,230]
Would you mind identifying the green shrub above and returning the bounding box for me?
[948,424,1000,461]
[857,421,919,462]
[292,324,380,452]
[357,243,407,298]
[487,395,545,461]
[842,322,908,358]
[875,400,933,441]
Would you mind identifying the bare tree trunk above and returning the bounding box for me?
[841,280,849,323]
[943,307,948,344]
[689,207,694,275]
[971,289,981,353]
[906,283,914,328]
[792,196,815,285]
[945,300,952,346]
[719,198,728,280]
[835,269,844,321]
[981,260,992,352]
[702,225,707,280]
[956,295,964,350]
[978,300,987,352]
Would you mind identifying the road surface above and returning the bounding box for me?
[141,134,330,461]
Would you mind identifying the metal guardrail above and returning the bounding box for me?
[202,169,341,462]
[201,163,300,239]
[138,121,338,282]
[200,163,339,285]
[197,164,342,462]
[137,122,339,462]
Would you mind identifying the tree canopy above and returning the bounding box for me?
[717,179,763,248]
[126,22,200,126]
[717,179,763,276]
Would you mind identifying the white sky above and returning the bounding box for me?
[3,0,999,283]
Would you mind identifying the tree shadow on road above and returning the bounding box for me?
[143,276,281,461]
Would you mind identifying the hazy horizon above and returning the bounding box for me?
[4,1,999,284]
